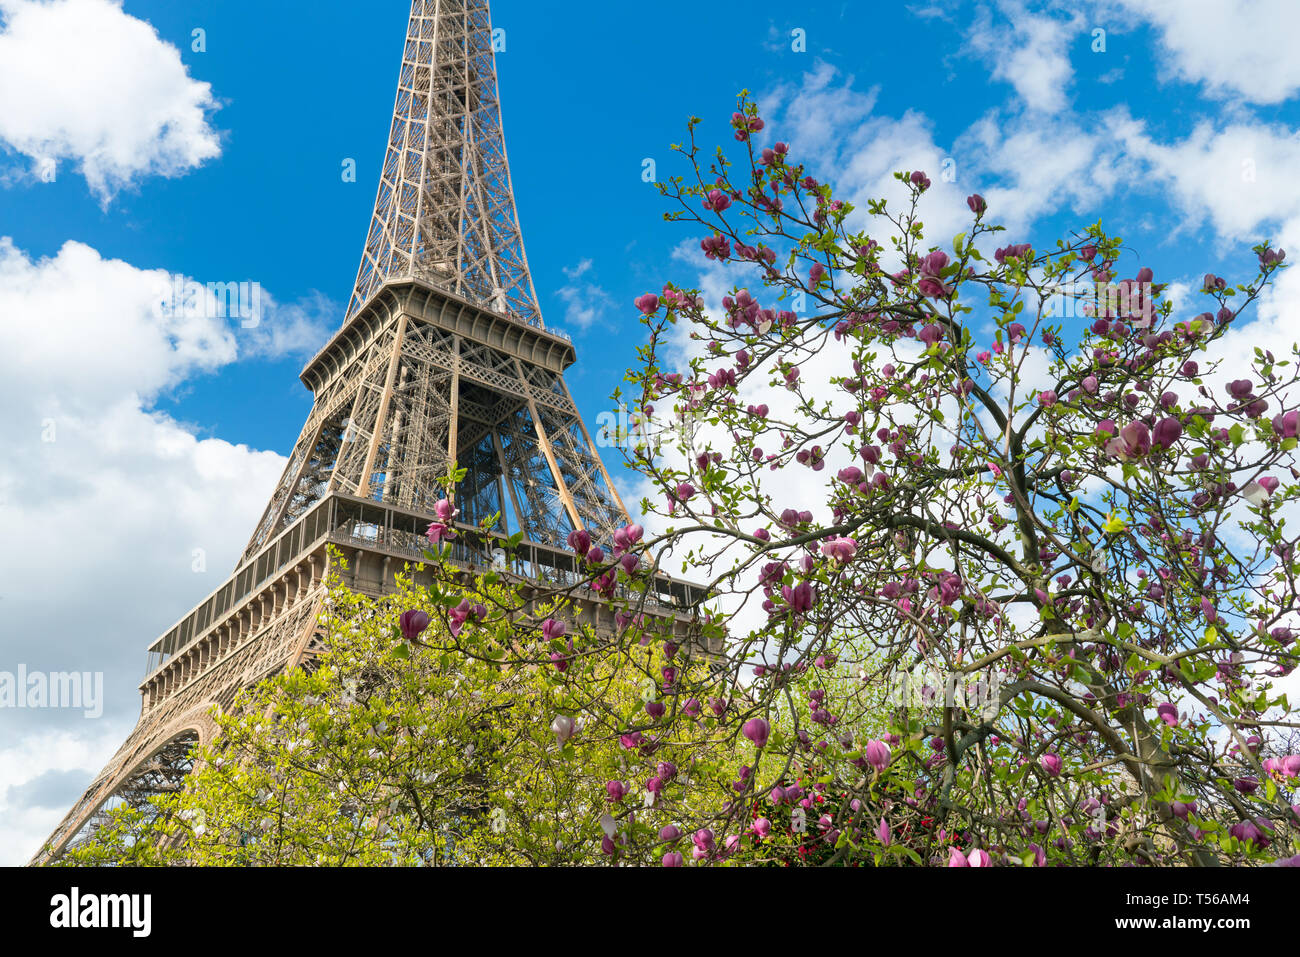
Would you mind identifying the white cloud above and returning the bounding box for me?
[0,237,325,863]
[761,63,1300,263]
[0,238,235,402]
[555,258,615,331]
[967,2,1083,114]
[242,289,337,361]
[758,62,972,252]
[907,2,954,20]
[0,724,131,865]
[564,259,593,280]
[0,0,220,201]
[1118,0,1300,105]
[757,61,880,159]
[627,241,859,651]
[956,109,1138,235]
[754,63,1139,260]
[1113,116,1300,244]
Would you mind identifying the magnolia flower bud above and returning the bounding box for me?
[566,529,591,556]
[864,739,891,771]
[743,717,771,748]
[399,609,430,640]
[550,715,575,744]
[1156,702,1179,727]
[1152,417,1182,448]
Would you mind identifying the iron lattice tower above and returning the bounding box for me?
[33,0,692,863]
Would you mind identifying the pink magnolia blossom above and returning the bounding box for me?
[550,715,575,744]
[1105,421,1152,460]
[566,529,591,556]
[613,523,644,555]
[821,537,858,563]
[1152,416,1183,448]
[399,609,430,640]
[704,189,732,212]
[864,739,891,771]
[743,717,771,748]
[427,501,458,543]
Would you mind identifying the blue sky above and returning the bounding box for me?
[4,0,1300,863]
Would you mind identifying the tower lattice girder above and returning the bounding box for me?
[31,0,701,864]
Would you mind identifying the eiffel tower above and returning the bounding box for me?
[33,0,695,862]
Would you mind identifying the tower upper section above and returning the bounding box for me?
[346,0,543,328]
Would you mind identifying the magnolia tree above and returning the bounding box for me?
[615,95,1300,867]
[64,98,1300,869]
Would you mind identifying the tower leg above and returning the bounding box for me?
[32,591,328,863]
